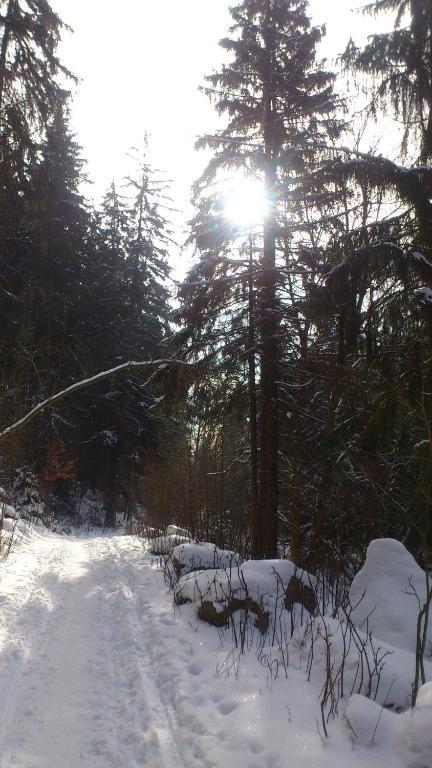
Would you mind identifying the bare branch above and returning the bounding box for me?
[0,358,191,443]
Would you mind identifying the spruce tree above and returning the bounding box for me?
[195,0,342,557]
[0,0,74,188]
[125,141,171,355]
[343,0,432,162]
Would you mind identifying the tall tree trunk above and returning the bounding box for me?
[219,423,225,548]
[258,12,279,558]
[248,235,260,557]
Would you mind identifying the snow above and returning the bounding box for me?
[345,693,400,746]
[412,251,432,268]
[175,558,314,612]
[0,529,186,767]
[1,517,19,533]
[0,528,426,768]
[403,683,432,767]
[296,615,431,711]
[170,540,242,577]
[165,524,191,538]
[149,533,190,555]
[417,286,432,305]
[1,503,18,520]
[349,538,432,655]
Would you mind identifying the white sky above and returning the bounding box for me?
[53,0,392,270]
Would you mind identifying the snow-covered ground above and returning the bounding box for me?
[0,527,425,767]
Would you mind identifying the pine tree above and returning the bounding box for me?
[343,0,432,162]
[73,163,173,529]
[28,99,89,384]
[0,0,75,190]
[296,0,432,563]
[125,141,171,355]
[194,0,342,557]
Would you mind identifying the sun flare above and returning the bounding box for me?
[223,177,268,228]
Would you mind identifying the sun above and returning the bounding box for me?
[223,176,268,228]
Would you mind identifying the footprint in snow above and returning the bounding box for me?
[187,662,202,676]
[247,737,263,754]
[218,699,238,715]
[159,615,176,626]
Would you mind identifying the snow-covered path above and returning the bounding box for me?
[0,533,185,768]
[0,529,408,768]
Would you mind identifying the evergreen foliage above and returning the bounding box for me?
[0,0,430,568]
[342,0,432,161]
[184,0,343,558]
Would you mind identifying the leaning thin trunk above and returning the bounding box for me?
[104,446,118,529]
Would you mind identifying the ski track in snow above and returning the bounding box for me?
[0,533,186,768]
[0,530,407,768]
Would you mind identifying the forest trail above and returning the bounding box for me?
[0,532,184,768]
[0,528,404,768]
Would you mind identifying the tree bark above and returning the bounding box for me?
[248,235,260,557]
[258,10,279,558]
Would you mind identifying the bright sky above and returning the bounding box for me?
[54,0,392,270]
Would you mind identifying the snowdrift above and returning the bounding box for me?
[165,524,191,538]
[0,504,18,520]
[149,533,191,555]
[403,682,432,767]
[170,540,242,578]
[295,615,432,711]
[344,682,432,765]
[349,538,432,656]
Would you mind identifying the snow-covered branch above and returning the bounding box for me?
[0,358,191,442]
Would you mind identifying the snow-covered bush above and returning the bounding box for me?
[78,489,105,528]
[149,533,190,556]
[10,467,46,524]
[51,521,73,536]
[148,524,195,555]
[166,524,191,538]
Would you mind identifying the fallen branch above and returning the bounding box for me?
[0,358,191,442]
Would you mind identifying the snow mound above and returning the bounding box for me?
[149,534,190,555]
[170,541,242,577]
[345,693,399,746]
[1,517,19,533]
[175,558,306,602]
[1,504,18,520]
[296,615,431,711]
[166,524,191,538]
[403,683,432,767]
[175,559,316,626]
[349,539,431,655]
